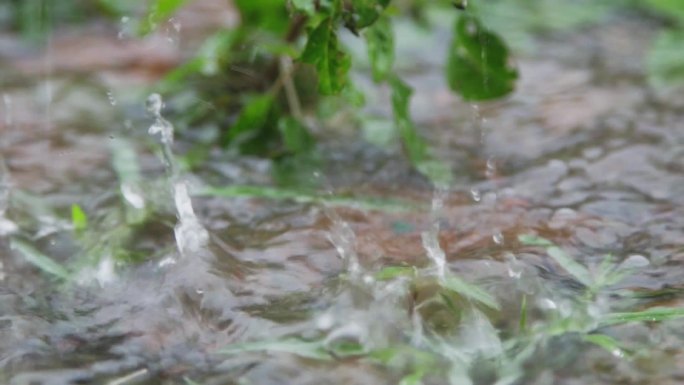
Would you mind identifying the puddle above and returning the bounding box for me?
[2,4,684,385]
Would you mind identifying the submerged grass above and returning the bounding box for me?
[198,185,425,212]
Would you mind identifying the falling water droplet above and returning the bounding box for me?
[492,231,504,245]
[118,16,131,39]
[485,157,496,178]
[106,91,117,106]
[3,94,12,129]
[470,188,481,202]
[504,253,522,279]
[165,18,181,45]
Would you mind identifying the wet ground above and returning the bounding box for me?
[2,3,684,385]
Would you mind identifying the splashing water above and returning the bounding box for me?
[173,181,208,255]
[146,94,207,256]
[422,187,449,280]
[0,95,17,236]
[327,215,361,277]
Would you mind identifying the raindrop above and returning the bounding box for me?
[470,187,481,202]
[538,298,558,310]
[504,253,522,279]
[485,157,496,178]
[165,18,182,45]
[620,254,650,270]
[106,91,117,106]
[316,313,334,330]
[3,94,12,129]
[118,16,131,39]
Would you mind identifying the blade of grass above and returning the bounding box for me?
[519,294,527,333]
[197,185,423,212]
[442,275,500,310]
[601,307,684,327]
[11,238,70,280]
[583,333,630,357]
[219,338,333,361]
[71,204,88,232]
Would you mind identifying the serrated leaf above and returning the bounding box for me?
[446,15,517,100]
[301,18,351,95]
[365,15,394,82]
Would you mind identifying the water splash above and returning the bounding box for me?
[492,231,504,245]
[146,94,207,257]
[0,95,17,236]
[106,91,117,106]
[165,18,182,45]
[422,187,448,280]
[172,181,208,256]
[118,16,131,40]
[470,187,481,202]
[325,204,362,277]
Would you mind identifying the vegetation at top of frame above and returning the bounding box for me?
[137,0,684,188]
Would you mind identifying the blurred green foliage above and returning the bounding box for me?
[5,0,684,183]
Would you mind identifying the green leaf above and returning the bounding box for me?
[442,275,500,310]
[183,377,202,385]
[601,307,684,327]
[140,0,190,35]
[235,0,290,34]
[278,117,314,153]
[365,14,394,82]
[71,204,88,232]
[11,238,71,280]
[291,0,316,15]
[347,0,392,30]
[583,334,629,356]
[518,234,593,287]
[197,185,421,212]
[375,265,417,281]
[547,246,593,287]
[301,18,351,95]
[220,338,333,360]
[446,15,517,100]
[644,0,684,23]
[517,234,554,247]
[226,95,275,147]
[519,294,527,333]
[647,29,684,90]
[399,370,426,385]
[390,77,451,186]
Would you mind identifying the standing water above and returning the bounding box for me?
[2,3,684,385]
